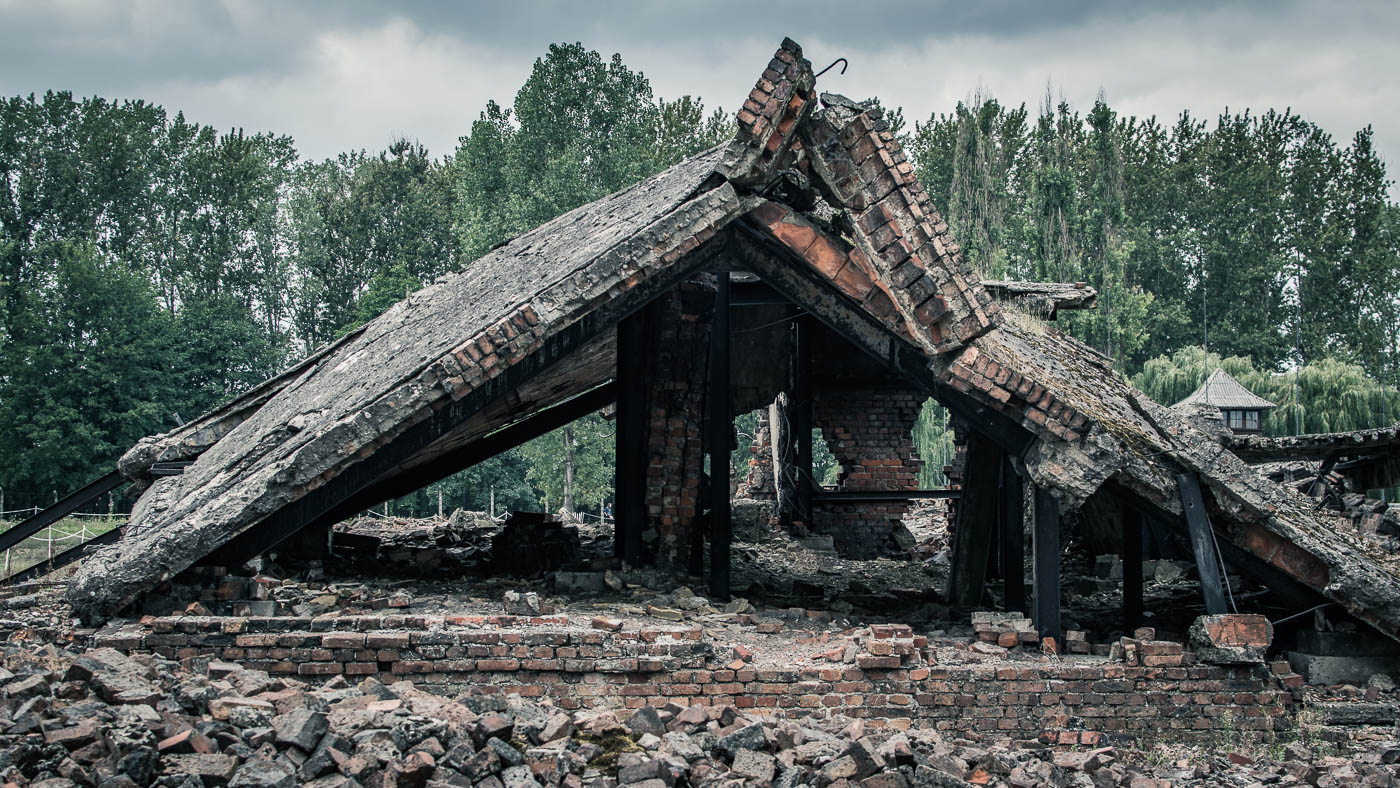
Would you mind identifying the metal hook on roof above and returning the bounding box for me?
[815,58,848,78]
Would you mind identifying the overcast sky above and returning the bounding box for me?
[2,0,1397,190]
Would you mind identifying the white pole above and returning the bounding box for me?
[438,490,443,519]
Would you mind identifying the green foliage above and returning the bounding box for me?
[6,46,1399,520]
[908,91,1400,382]
[913,400,955,487]
[335,263,423,338]
[286,141,459,350]
[1132,346,1400,435]
[453,42,729,261]
[516,413,616,513]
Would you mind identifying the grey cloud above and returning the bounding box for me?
[1,0,1396,182]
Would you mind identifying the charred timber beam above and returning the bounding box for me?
[948,431,1003,608]
[1032,485,1062,643]
[1001,455,1026,614]
[708,271,732,601]
[3,526,123,584]
[201,379,624,569]
[1122,506,1144,632]
[0,471,127,554]
[1104,479,1324,612]
[149,462,192,477]
[615,308,648,566]
[814,489,959,502]
[731,279,793,306]
[1176,472,1229,615]
[794,314,814,524]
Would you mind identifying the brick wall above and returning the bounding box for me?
[81,615,1298,744]
[640,281,712,569]
[812,387,925,558]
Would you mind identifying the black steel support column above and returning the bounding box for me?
[793,315,813,525]
[1122,505,1144,631]
[947,430,1003,608]
[1176,472,1228,615]
[1032,485,1062,643]
[615,312,647,566]
[708,272,732,600]
[1000,455,1026,614]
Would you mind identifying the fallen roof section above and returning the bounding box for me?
[67,38,1400,641]
[982,280,1098,320]
[1225,422,1400,462]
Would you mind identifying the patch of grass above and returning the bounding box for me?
[580,732,642,772]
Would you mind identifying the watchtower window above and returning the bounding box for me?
[1227,409,1244,430]
[1244,410,1260,431]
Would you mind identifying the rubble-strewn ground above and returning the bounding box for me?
[1,629,1398,787]
[3,506,1400,786]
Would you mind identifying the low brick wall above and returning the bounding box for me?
[80,614,1299,744]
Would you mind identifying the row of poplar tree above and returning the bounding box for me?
[2,44,1398,514]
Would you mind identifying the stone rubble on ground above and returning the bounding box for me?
[1,641,1398,788]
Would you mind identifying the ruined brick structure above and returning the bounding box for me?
[84,615,1300,743]
[638,283,713,568]
[811,387,924,558]
[63,37,1400,654]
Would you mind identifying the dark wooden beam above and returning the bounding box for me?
[947,430,1003,608]
[793,313,814,525]
[204,380,617,568]
[1176,471,1229,615]
[1122,505,1144,632]
[1000,455,1026,614]
[195,239,730,574]
[1105,479,1324,611]
[1033,485,1062,643]
[727,225,1036,459]
[3,525,123,583]
[0,471,127,553]
[709,271,732,601]
[615,309,647,566]
[813,489,959,503]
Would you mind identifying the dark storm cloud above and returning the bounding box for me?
[1,0,1396,183]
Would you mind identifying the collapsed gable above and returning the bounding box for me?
[68,39,1400,641]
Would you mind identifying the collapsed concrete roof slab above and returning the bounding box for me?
[68,38,1400,641]
[1226,422,1400,462]
[68,145,740,621]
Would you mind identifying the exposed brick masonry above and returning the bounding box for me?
[83,615,1298,744]
[813,387,925,558]
[640,281,712,569]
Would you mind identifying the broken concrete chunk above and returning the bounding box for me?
[627,706,668,738]
[502,590,541,616]
[275,707,329,752]
[162,753,240,786]
[732,748,777,781]
[1189,613,1273,664]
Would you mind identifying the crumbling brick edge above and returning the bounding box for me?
[78,615,1303,746]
